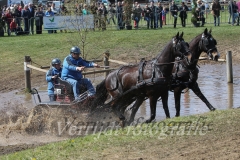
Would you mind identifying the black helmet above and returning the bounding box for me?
[51,58,61,66]
[70,46,81,55]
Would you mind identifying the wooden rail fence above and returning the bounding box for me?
[24,53,228,91]
[24,54,130,92]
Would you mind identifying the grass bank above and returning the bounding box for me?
[1,23,239,72]
[1,23,240,92]
[1,108,240,159]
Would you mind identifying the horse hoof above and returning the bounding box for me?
[145,120,151,123]
[211,108,216,111]
[119,120,125,128]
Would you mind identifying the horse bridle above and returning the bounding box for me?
[200,34,217,58]
[173,38,190,60]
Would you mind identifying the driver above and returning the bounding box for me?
[61,46,100,100]
[46,58,62,101]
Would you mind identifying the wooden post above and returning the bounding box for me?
[24,56,31,92]
[104,51,110,78]
[228,83,233,109]
[226,51,233,83]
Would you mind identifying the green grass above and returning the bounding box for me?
[1,108,240,159]
[0,19,239,89]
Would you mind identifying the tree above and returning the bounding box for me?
[124,0,133,29]
[62,1,93,59]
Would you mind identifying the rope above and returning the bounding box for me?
[30,59,44,67]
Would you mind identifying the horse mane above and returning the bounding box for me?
[189,33,202,60]
[155,40,173,60]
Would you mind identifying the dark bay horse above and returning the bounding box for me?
[93,32,192,124]
[128,28,219,123]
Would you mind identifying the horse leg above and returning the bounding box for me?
[191,82,216,111]
[127,97,145,125]
[145,96,158,123]
[161,90,170,119]
[174,86,184,117]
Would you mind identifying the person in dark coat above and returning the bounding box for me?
[179,2,189,27]
[170,1,178,28]
[28,3,35,34]
[196,7,205,26]
[228,0,238,25]
[149,1,156,29]
[35,7,44,34]
[116,1,124,29]
[143,4,151,29]
[212,0,222,26]
[21,5,30,34]
[156,2,163,28]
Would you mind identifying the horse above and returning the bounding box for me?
[127,28,219,124]
[93,32,192,125]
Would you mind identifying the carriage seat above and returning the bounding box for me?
[54,78,74,95]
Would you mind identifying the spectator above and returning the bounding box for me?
[90,2,98,29]
[133,1,138,28]
[156,2,163,28]
[51,3,59,14]
[13,4,21,27]
[229,0,238,25]
[143,4,151,29]
[2,5,7,14]
[116,1,124,29]
[82,4,90,15]
[236,0,240,25]
[196,7,205,26]
[5,8,12,36]
[35,7,44,34]
[179,2,189,27]
[46,58,62,101]
[21,5,30,34]
[61,46,100,100]
[162,7,167,25]
[97,3,107,30]
[28,3,35,34]
[132,4,142,29]
[149,1,156,29]
[212,0,221,26]
[0,14,5,36]
[107,4,116,25]
[170,1,178,28]
[10,18,17,34]
[45,7,54,34]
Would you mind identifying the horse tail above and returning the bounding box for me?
[92,79,108,109]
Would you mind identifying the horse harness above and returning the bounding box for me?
[136,58,170,89]
[200,34,217,58]
[112,38,190,96]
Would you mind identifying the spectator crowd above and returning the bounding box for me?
[0,0,240,36]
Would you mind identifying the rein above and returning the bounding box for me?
[154,58,187,66]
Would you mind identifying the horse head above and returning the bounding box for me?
[172,32,192,62]
[200,28,220,61]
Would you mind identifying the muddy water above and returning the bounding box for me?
[134,63,240,121]
[0,64,240,122]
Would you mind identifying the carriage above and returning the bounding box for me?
[30,29,219,129]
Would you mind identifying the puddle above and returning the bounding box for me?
[0,64,240,122]
[134,63,240,121]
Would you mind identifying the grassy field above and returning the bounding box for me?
[0,23,239,70]
[1,108,240,159]
[0,21,239,92]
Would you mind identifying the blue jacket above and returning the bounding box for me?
[61,54,94,80]
[46,67,62,95]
